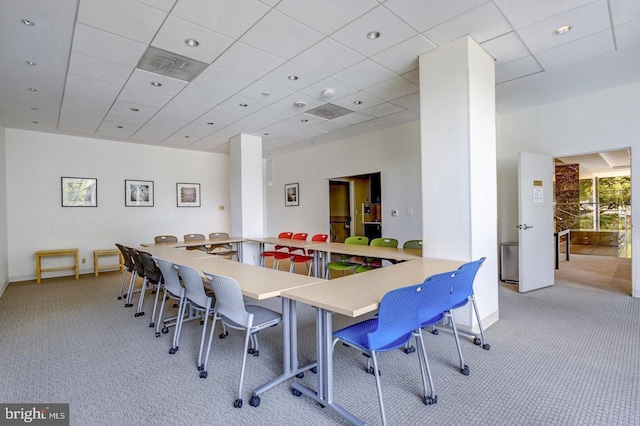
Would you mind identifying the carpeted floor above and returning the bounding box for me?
[0,256,638,426]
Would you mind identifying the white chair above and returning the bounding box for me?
[202,271,282,408]
[152,258,186,352]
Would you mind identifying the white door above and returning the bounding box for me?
[518,152,555,292]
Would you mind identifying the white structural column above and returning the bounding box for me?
[419,36,499,330]
[230,133,264,265]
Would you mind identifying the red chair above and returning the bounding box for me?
[260,232,293,268]
[273,233,308,270]
[289,233,328,275]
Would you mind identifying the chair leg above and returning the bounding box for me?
[135,277,148,316]
[447,312,468,375]
[235,328,252,408]
[117,269,129,300]
[202,314,219,377]
[149,283,162,328]
[470,296,490,349]
[124,271,137,307]
[370,351,388,426]
[170,298,186,354]
[197,302,212,371]
[155,289,168,337]
[415,329,437,405]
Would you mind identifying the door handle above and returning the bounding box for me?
[517,224,534,230]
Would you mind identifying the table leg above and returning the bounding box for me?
[291,308,365,426]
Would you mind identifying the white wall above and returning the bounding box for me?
[266,122,423,245]
[5,129,230,282]
[0,124,8,295]
[497,81,640,297]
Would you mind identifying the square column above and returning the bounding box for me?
[230,133,264,265]
[419,36,499,330]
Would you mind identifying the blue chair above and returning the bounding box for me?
[333,281,441,425]
[449,257,489,349]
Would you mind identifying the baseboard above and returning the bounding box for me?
[0,278,8,299]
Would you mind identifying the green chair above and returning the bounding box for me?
[355,238,399,273]
[403,240,423,250]
[325,236,369,279]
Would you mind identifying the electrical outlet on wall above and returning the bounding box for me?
[391,210,399,217]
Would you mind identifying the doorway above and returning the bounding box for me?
[328,172,381,243]
[554,148,632,294]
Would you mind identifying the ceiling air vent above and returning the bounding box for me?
[305,103,353,120]
[136,46,207,82]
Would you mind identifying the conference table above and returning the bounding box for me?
[282,257,465,426]
[141,236,245,261]
[246,238,421,278]
[144,244,324,405]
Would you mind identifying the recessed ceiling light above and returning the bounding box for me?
[27,88,37,92]
[184,38,199,47]
[129,107,140,112]
[239,103,248,107]
[116,125,124,129]
[301,119,309,122]
[206,122,214,125]
[30,107,38,111]
[264,132,270,136]
[287,75,299,81]
[554,25,572,35]
[353,100,363,105]
[150,81,162,87]
[293,101,306,108]
[184,135,190,138]
[261,91,271,97]
[32,121,38,124]
[366,31,381,40]
[21,19,34,26]
[25,61,36,66]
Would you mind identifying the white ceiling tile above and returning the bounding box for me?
[97,121,138,138]
[310,120,349,132]
[291,38,365,76]
[494,0,597,29]
[172,0,271,39]
[193,66,254,92]
[65,74,122,100]
[104,110,149,126]
[110,100,159,119]
[259,121,303,137]
[401,69,419,85]
[332,112,375,125]
[117,85,174,108]
[217,94,271,114]
[61,90,114,111]
[300,78,359,101]
[125,68,189,96]
[384,0,486,32]
[169,123,215,140]
[256,104,301,120]
[153,108,200,125]
[364,76,418,101]
[517,0,611,54]
[331,60,396,90]
[615,19,640,49]
[151,16,234,64]
[261,62,326,90]
[240,10,324,60]
[424,2,514,46]
[234,114,281,130]
[68,52,134,85]
[610,0,640,25]
[77,0,166,44]
[391,92,420,110]
[273,92,327,113]
[480,31,531,65]
[352,102,405,118]
[276,0,378,35]
[535,29,615,70]
[287,127,328,139]
[161,133,200,146]
[332,91,384,111]
[163,97,214,116]
[132,118,184,140]
[59,106,102,134]
[281,113,327,127]
[213,42,285,79]
[330,6,418,57]
[71,24,148,67]
[195,107,246,128]
[211,123,255,139]
[495,55,543,83]
[188,134,230,150]
[134,0,177,13]
[371,35,436,74]
[171,83,233,108]
[237,80,294,103]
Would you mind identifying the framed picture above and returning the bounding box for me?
[285,182,299,207]
[125,179,154,207]
[61,177,97,207]
[177,182,201,207]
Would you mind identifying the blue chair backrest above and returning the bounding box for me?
[366,283,424,350]
[449,257,486,306]
[418,270,465,325]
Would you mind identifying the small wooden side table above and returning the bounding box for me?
[93,249,124,276]
[35,249,79,283]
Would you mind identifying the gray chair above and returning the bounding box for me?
[137,251,164,328]
[202,271,282,408]
[154,235,178,243]
[115,243,136,301]
[184,233,208,251]
[153,258,186,352]
[175,263,216,376]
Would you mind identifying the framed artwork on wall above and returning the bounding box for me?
[61,177,97,207]
[285,182,299,207]
[125,179,154,207]
[177,182,200,207]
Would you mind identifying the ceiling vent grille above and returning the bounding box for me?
[136,46,207,82]
[305,103,353,120]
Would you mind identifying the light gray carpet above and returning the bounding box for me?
[0,259,638,426]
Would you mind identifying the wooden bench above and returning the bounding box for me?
[93,249,124,276]
[35,248,79,283]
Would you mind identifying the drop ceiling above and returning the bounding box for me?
[1,0,639,158]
